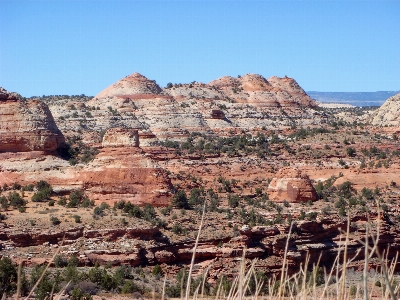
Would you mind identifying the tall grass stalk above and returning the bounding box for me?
[185,200,207,300]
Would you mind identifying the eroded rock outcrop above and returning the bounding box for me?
[95,72,162,99]
[102,127,139,147]
[267,167,317,202]
[0,87,65,152]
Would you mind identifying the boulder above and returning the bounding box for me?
[267,168,317,202]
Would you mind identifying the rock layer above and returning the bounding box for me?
[0,87,65,152]
[102,127,139,147]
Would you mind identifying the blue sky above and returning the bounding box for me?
[0,0,399,97]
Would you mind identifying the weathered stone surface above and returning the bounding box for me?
[102,127,139,147]
[267,167,317,202]
[370,92,400,126]
[0,87,65,152]
[95,72,162,99]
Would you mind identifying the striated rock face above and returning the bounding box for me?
[370,93,400,126]
[267,167,317,202]
[102,127,139,147]
[0,87,65,152]
[208,73,315,108]
[95,72,162,99]
[267,76,316,107]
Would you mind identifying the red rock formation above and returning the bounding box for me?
[80,147,172,205]
[0,87,65,152]
[267,76,316,107]
[267,167,317,202]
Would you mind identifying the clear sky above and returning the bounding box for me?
[0,0,399,97]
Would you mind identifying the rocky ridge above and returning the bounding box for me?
[42,72,324,144]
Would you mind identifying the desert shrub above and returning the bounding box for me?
[337,181,355,199]
[188,187,205,207]
[36,180,51,191]
[73,215,81,223]
[54,255,68,268]
[228,194,240,208]
[70,288,92,300]
[307,212,318,221]
[160,205,172,216]
[142,203,156,221]
[8,192,26,208]
[0,195,9,210]
[32,186,52,202]
[121,281,141,294]
[114,200,126,210]
[30,264,59,300]
[50,216,61,225]
[0,257,17,296]
[11,182,21,190]
[171,223,186,235]
[22,184,34,191]
[152,264,163,276]
[68,190,93,208]
[58,196,67,206]
[128,205,143,218]
[346,147,356,157]
[93,206,106,217]
[172,190,189,209]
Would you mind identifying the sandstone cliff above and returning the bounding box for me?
[0,87,65,152]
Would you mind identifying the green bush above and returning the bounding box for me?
[57,196,67,206]
[8,192,26,208]
[50,216,61,225]
[70,288,93,300]
[32,187,52,202]
[22,184,34,192]
[152,264,163,276]
[121,281,140,294]
[36,180,51,191]
[0,257,17,296]
[172,190,189,209]
[228,194,240,208]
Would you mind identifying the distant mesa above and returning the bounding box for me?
[267,167,317,203]
[0,87,65,152]
[95,72,162,100]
